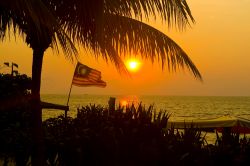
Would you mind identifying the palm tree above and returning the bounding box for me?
[1,1,76,165]
[1,0,202,165]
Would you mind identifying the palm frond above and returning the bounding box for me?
[46,0,194,45]
[101,15,202,80]
[104,0,194,29]
[98,44,129,74]
[0,0,78,58]
[44,0,199,77]
[1,0,52,40]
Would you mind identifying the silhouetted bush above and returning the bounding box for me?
[0,73,32,165]
[43,104,209,166]
[42,104,250,165]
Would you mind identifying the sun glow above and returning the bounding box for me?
[120,100,128,107]
[126,59,141,72]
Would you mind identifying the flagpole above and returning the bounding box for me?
[65,80,72,118]
[66,82,73,106]
[65,63,76,117]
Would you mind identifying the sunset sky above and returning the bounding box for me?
[0,0,250,96]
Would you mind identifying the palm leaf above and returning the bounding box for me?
[0,0,78,58]
[44,0,200,78]
[1,0,53,40]
[104,0,194,29]
[51,0,194,43]
[101,15,202,80]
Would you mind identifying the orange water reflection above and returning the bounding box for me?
[118,95,140,107]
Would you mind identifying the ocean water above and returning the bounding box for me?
[41,94,250,120]
[41,95,250,144]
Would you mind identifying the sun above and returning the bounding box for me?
[126,59,141,72]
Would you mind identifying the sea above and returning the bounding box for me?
[41,95,250,120]
[41,95,250,144]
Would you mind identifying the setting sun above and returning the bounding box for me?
[126,59,141,72]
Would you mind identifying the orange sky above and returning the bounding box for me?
[0,0,250,96]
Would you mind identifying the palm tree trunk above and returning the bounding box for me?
[31,48,45,166]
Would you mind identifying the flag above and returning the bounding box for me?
[4,62,9,67]
[72,62,107,87]
[13,63,18,68]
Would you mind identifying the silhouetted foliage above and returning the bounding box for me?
[41,104,250,166]
[1,89,250,165]
[42,104,209,166]
[0,73,31,100]
[0,73,31,114]
[0,73,32,165]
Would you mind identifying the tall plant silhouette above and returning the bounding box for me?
[1,0,202,165]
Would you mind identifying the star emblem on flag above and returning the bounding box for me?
[76,65,90,77]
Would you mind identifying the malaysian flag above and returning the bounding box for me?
[72,62,106,87]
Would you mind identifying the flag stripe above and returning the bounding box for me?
[73,77,100,82]
[72,80,105,84]
[88,73,101,79]
[73,84,106,88]
[75,71,101,80]
[90,70,101,75]
[76,81,106,85]
[72,81,106,85]
[72,81,106,87]
[72,79,106,84]
[73,74,98,79]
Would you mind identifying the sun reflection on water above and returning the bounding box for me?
[118,95,140,107]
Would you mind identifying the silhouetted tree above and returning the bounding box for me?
[0,1,76,165]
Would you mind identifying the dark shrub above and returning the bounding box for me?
[0,73,32,165]
[43,104,210,166]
